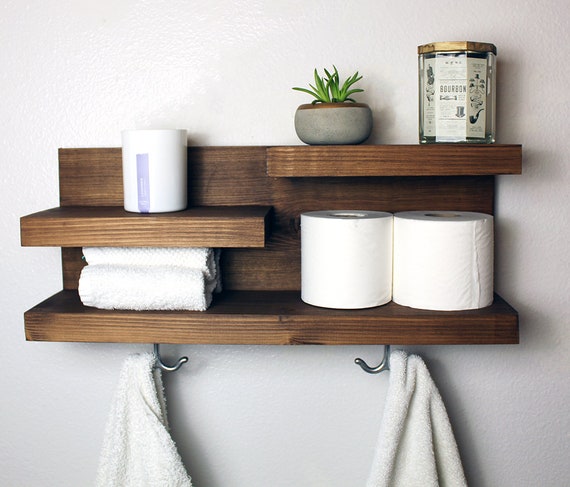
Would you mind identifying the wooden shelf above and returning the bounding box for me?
[24,290,518,345]
[20,205,271,248]
[21,145,521,346]
[267,144,522,177]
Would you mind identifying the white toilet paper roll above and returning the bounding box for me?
[301,210,393,309]
[393,211,494,311]
[121,129,188,213]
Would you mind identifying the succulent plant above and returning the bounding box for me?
[293,66,364,104]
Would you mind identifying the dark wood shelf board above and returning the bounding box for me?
[266,144,522,177]
[24,290,519,345]
[20,205,271,248]
[21,145,521,347]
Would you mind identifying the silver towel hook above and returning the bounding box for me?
[153,344,188,372]
[354,345,391,374]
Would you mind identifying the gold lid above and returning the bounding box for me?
[418,41,497,55]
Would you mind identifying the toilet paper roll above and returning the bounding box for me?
[393,211,494,311]
[301,210,393,309]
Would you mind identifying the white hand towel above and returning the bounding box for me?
[82,247,220,283]
[95,353,192,487]
[367,351,467,487]
[79,264,213,311]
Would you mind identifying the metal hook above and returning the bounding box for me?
[354,345,391,374]
[153,344,188,372]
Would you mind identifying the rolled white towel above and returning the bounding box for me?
[82,247,222,293]
[79,264,213,311]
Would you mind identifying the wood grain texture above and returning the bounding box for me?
[62,248,83,290]
[59,148,123,206]
[21,145,521,344]
[267,144,523,177]
[51,147,501,291]
[21,206,271,248]
[59,146,271,207]
[25,290,519,345]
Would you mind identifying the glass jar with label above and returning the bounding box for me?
[418,41,496,143]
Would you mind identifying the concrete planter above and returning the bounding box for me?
[294,102,373,145]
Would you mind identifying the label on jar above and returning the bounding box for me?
[136,153,150,213]
[422,54,487,140]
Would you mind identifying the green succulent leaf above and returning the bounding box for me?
[345,88,364,97]
[313,70,330,102]
[292,87,321,99]
[293,66,364,103]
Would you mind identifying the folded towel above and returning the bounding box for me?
[79,264,213,311]
[82,247,221,290]
[95,353,192,487]
[367,351,467,487]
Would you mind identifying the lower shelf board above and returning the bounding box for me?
[24,290,519,345]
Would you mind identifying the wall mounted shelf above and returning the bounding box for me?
[267,144,522,177]
[25,290,518,345]
[21,205,271,248]
[21,145,521,346]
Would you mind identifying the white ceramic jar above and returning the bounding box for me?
[121,129,188,213]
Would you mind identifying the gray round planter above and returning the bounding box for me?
[294,102,373,145]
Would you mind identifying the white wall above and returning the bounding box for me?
[2,1,569,486]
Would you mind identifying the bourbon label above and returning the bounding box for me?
[422,54,487,140]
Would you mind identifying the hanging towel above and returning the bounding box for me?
[79,264,213,311]
[95,353,192,487]
[367,351,467,487]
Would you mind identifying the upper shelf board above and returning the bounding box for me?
[20,205,271,248]
[266,144,522,177]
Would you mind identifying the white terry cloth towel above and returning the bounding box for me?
[95,353,192,487]
[367,350,467,487]
[82,247,222,292]
[79,264,213,311]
